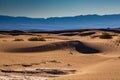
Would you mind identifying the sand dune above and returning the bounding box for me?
[0,30,120,80]
[0,40,100,54]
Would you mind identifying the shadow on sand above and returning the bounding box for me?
[5,41,100,54]
[79,32,96,36]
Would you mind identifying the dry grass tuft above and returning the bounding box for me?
[99,32,112,39]
[28,36,46,41]
[14,38,24,41]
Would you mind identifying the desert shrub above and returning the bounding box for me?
[14,38,24,41]
[99,32,112,39]
[28,37,46,41]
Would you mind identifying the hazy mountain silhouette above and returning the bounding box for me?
[0,14,120,31]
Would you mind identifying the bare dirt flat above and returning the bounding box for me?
[0,30,120,80]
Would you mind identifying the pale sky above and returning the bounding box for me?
[0,0,120,18]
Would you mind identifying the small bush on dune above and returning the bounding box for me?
[28,37,46,41]
[14,38,24,41]
[99,32,112,39]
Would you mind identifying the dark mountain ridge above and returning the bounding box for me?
[0,14,120,31]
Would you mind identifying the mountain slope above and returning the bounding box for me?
[0,14,120,31]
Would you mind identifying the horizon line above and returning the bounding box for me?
[0,13,120,19]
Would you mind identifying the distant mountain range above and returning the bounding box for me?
[0,14,120,31]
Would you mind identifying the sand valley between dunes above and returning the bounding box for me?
[0,29,120,80]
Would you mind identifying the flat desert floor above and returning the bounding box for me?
[0,30,120,80]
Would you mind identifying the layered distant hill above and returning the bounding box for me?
[0,14,120,31]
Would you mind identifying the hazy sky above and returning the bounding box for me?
[0,0,120,18]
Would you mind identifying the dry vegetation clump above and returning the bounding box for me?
[28,36,46,41]
[99,32,112,39]
[14,38,24,41]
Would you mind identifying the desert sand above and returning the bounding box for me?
[0,29,120,80]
